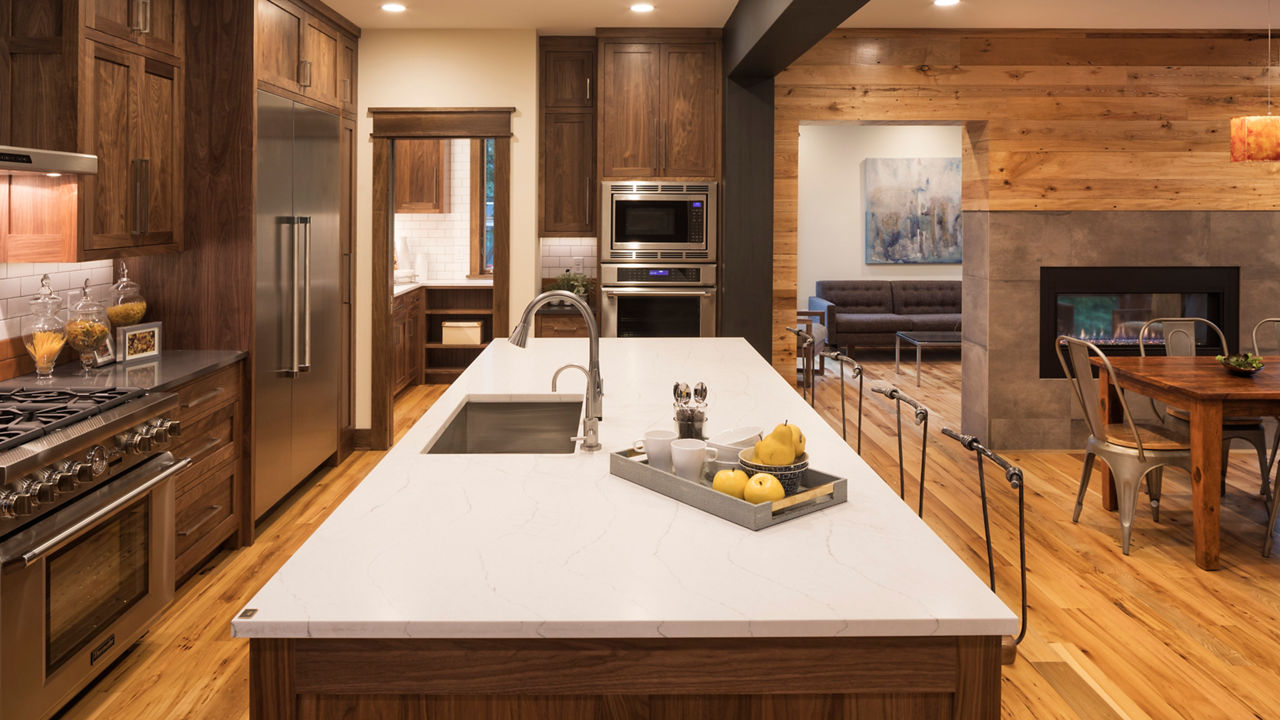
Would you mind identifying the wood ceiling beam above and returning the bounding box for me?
[724,0,870,79]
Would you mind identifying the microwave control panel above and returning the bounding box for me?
[614,267,703,284]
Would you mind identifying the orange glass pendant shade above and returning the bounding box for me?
[1230,115,1280,161]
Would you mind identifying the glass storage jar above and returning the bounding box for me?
[66,279,111,374]
[21,275,66,379]
[107,260,147,327]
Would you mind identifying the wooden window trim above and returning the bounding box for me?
[468,139,489,279]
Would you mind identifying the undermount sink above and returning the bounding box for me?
[422,395,585,454]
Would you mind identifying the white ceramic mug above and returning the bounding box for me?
[671,438,719,481]
[635,429,678,472]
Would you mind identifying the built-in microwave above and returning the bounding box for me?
[601,181,716,263]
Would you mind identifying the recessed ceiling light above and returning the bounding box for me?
[381,2,406,12]
[630,3,655,12]
[45,172,62,178]
[933,0,959,6]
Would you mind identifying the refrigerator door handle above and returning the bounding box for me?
[298,216,313,373]
[282,216,300,377]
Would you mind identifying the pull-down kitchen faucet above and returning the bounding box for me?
[509,291,603,451]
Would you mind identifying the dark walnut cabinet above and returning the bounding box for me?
[256,0,353,115]
[392,288,424,396]
[394,139,451,214]
[0,0,186,260]
[598,35,720,181]
[539,37,596,236]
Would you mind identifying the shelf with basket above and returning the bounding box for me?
[423,285,495,381]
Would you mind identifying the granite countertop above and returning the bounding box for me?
[0,349,246,392]
[232,337,1016,641]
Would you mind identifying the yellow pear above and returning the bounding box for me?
[755,425,797,465]
[789,424,805,456]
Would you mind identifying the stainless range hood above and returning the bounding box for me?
[0,145,97,176]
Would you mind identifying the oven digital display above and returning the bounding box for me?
[648,270,669,276]
[692,202,702,208]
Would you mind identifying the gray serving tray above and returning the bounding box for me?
[609,448,848,531]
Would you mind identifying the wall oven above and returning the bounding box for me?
[601,181,716,263]
[0,388,187,720]
[601,264,717,338]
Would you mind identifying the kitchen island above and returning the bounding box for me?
[234,338,1016,719]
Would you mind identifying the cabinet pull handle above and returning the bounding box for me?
[182,386,227,411]
[178,504,224,537]
[586,77,591,102]
[341,77,351,103]
[299,60,313,88]
[131,0,152,33]
[131,159,144,235]
[140,158,151,235]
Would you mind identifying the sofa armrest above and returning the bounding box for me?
[808,296,836,331]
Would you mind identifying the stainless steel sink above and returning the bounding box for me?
[422,395,584,454]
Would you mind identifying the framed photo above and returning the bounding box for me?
[117,321,161,363]
[94,334,115,367]
[124,360,159,388]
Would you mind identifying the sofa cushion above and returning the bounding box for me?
[893,281,962,315]
[816,280,893,314]
[836,312,905,334]
[907,313,962,332]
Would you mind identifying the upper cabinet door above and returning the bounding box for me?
[543,49,593,110]
[257,0,304,92]
[136,57,182,250]
[600,42,660,179]
[541,112,594,235]
[660,43,718,179]
[88,0,182,58]
[83,42,135,251]
[394,140,451,214]
[339,36,357,116]
[302,16,340,108]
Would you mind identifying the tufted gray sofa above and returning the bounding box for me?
[808,280,962,352]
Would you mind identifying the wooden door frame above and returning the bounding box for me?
[369,107,513,450]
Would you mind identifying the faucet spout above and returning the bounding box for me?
[509,291,604,451]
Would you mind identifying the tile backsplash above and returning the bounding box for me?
[540,237,597,281]
[394,139,472,282]
[0,261,115,342]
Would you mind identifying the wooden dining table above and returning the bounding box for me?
[1090,356,1280,570]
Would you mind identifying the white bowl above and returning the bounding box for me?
[707,425,763,448]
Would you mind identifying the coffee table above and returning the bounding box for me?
[895,331,962,386]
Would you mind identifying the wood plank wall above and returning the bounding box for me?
[772,28,1280,374]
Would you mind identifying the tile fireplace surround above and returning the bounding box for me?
[961,211,1280,450]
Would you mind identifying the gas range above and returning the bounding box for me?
[0,386,181,538]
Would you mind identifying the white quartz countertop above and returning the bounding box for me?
[394,278,494,297]
[233,338,1016,640]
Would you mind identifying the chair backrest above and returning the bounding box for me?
[1055,336,1149,457]
[1252,318,1280,357]
[1138,317,1228,357]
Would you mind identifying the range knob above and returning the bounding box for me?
[148,417,182,444]
[21,473,57,503]
[55,460,93,491]
[85,445,109,477]
[120,428,154,455]
[0,488,34,518]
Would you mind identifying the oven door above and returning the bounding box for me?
[609,195,708,253]
[0,453,189,720]
[602,287,717,338]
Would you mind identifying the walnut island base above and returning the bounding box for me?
[250,635,1001,719]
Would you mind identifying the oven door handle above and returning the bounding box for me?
[603,288,714,297]
[19,456,191,567]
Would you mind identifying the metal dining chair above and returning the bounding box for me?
[821,349,864,455]
[942,428,1028,664]
[1138,318,1269,508]
[1251,317,1280,556]
[870,382,929,518]
[1057,336,1193,555]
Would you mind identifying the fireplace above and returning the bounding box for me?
[1039,266,1240,378]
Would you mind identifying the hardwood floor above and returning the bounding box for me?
[55,363,1280,720]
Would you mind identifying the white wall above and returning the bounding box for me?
[797,124,963,311]
[355,29,538,427]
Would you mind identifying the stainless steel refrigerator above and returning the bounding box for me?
[254,90,340,519]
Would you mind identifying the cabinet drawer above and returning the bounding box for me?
[172,403,238,494]
[174,461,236,560]
[175,364,241,423]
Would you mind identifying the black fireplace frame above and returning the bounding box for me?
[1039,266,1240,378]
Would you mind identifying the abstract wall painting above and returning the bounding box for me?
[864,157,963,264]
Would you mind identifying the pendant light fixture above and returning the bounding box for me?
[1232,0,1280,161]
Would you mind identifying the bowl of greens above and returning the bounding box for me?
[1217,353,1265,377]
